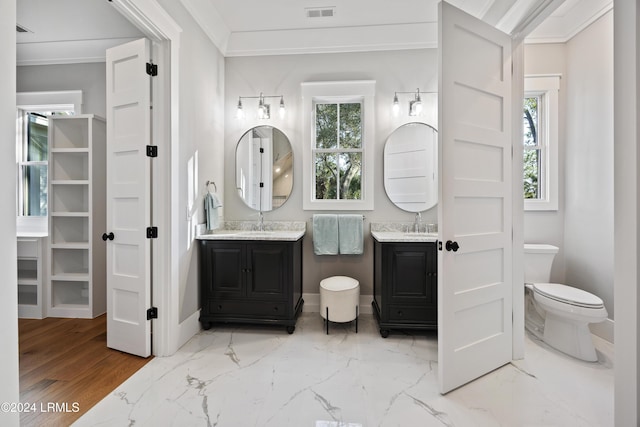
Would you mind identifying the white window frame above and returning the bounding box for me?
[16,91,82,230]
[301,80,375,210]
[524,75,559,211]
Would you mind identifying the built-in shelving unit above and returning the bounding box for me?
[17,237,46,319]
[47,114,106,318]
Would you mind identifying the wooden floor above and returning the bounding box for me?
[19,315,152,427]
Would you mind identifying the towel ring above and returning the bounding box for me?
[206,180,217,192]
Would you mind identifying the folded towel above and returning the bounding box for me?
[313,214,339,255]
[204,192,222,230]
[338,214,364,255]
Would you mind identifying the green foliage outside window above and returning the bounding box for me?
[523,97,540,199]
[314,103,362,200]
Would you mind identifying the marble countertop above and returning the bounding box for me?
[197,221,305,241]
[370,230,438,242]
[370,221,438,242]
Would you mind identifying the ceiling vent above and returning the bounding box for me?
[306,7,335,18]
[16,24,32,33]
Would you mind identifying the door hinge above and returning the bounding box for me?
[146,145,158,157]
[146,62,158,76]
[259,147,264,153]
[259,182,264,188]
[147,307,158,320]
[147,226,158,238]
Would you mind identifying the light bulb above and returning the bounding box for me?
[279,96,286,119]
[392,93,400,116]
[236,98,244,119]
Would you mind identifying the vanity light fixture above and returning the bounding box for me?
[236,92,286,119]
[392,88,433,117]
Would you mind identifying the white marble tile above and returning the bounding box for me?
[73,314,613,427]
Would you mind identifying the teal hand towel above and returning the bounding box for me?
[205,192,222,230]
[338,214,364,255]
[313,214,339,255]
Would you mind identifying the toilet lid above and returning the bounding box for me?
[532,283,604,308]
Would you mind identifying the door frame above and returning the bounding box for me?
[110,0,182,356]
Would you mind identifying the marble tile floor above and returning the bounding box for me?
[73,313,613,427]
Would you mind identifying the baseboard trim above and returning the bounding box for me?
[177,309,201,349]
[589,318,614,344]
[302,293,373,315]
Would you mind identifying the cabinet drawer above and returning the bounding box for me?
[208,300,288,319]
[17,239,39,258]
[387,304,436,323]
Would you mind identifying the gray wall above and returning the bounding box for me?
[155,0,226,323]
[17,62,107,117]
[225,49,438,296]
[524,11,614,320]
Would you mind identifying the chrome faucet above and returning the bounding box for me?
[413,212,422,233]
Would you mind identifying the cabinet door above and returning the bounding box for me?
[387,243,433,304]
[246,242,288,300]
[202,242,244,298]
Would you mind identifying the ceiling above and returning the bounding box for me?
[16,0,612,66]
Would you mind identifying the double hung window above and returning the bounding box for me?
[523,76,559,211]
[302,80,375,210]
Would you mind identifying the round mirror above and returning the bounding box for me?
[383,122,438,212]
[235,126,293,211]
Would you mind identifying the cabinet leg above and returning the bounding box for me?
[326,307,329,335]
[286,325,295,334]
[355,305,358,333]
[380,329,389,338]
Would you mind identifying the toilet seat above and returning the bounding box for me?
[532,283,604,309]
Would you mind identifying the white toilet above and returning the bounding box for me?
[524,244,607,362]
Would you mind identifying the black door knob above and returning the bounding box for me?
[102,232,114,241]
[445,240,459,252]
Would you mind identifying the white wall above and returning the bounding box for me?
[524,12,614,325]
[17,63,107,117]
[224,49,438,296]
[0,0,20,424]
[523,43,567,283]
[564,12,614,319]
[613,0,639,423]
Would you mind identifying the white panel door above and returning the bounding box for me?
[438,2,513,393]
[105,38,152,357]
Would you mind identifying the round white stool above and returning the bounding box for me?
[319,276,360,334]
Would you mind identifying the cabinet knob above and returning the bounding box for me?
[102,232,114,241]
[397,310,403,317]
[273,306,279,312]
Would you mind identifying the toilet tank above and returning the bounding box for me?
[523,244,559,283]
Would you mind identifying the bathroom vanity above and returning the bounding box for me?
[197,223,304,334]
[371,230,438,337]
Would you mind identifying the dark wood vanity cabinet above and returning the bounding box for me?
[372,239,437,337]
[199,239,303,334]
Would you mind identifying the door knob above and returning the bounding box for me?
[102,232,114,241]
[445,240,459,252]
